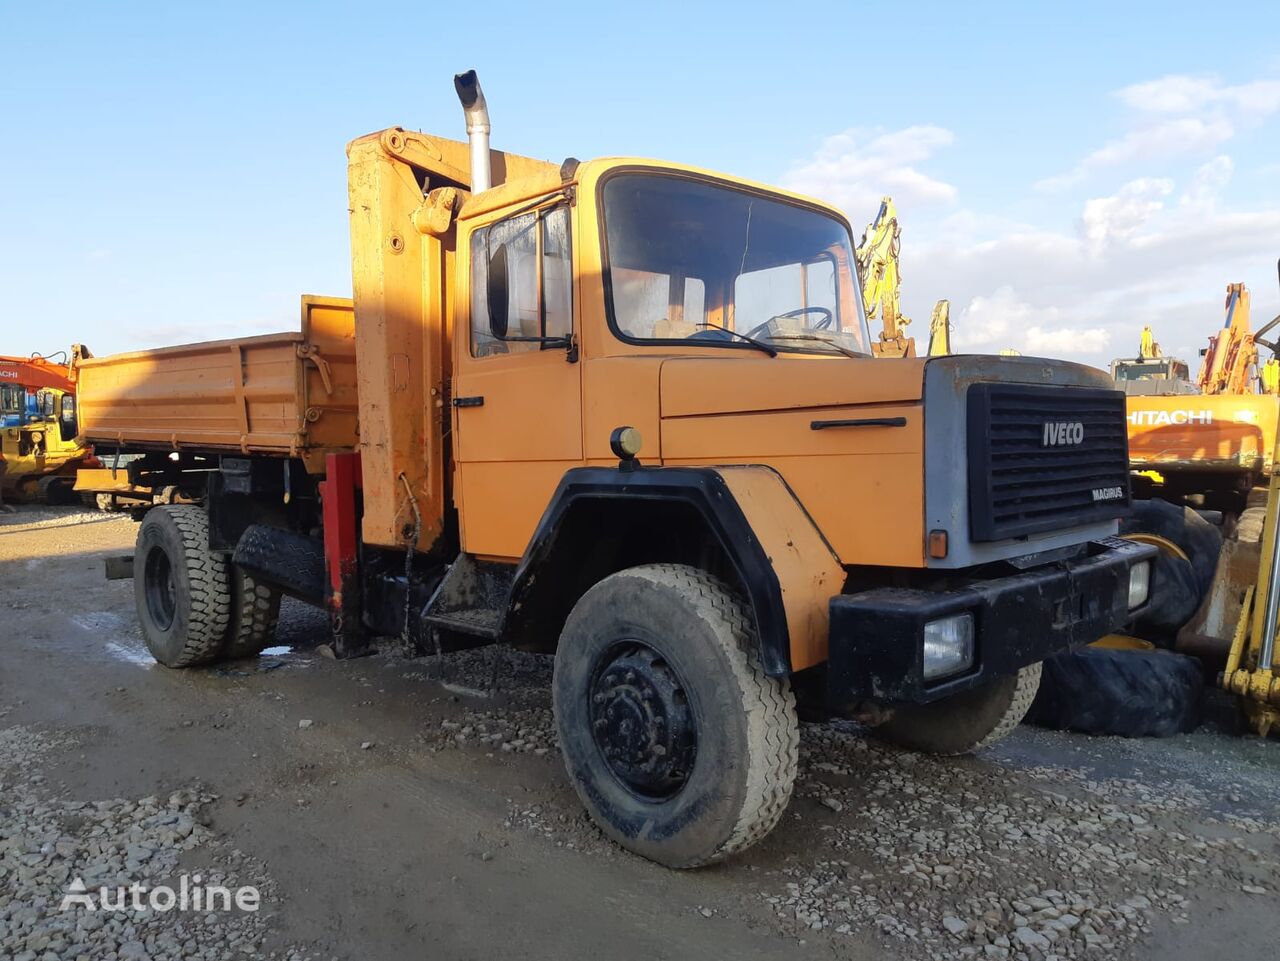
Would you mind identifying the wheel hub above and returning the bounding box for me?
[144,546,177,630]
[589,643,697,799]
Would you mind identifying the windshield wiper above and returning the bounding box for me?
[765,333,866,359]
[695,321,778,357]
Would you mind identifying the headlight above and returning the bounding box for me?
[922,613,975,681]
[1128,560,1151,610]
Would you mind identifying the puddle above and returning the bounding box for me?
[439,681,494,699]
[70,612,126,633]
[261,646,294,657]
[103,640,154,667]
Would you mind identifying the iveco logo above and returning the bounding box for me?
[1042,421,1084,446]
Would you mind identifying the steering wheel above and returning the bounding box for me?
[745,306,834,340]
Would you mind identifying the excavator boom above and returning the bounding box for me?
[856,197,914,358]
[927,300,951,357]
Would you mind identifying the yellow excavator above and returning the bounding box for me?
[855,196,951,358]
[1224,455,1280,735]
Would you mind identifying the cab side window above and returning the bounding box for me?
[0,384,21,415]
[470,205,572,358]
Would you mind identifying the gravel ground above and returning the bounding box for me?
[4,504,1280,960]
[413,644,1280,960]
[0,723,316,961]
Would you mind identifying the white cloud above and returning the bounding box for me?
[782,125,956,217]
[1035,117,1233,191]
[1179,155,1233,210]
[1079,177,1173,251]
[950,285,1111,356]
[1117,74,1280,115]
[783,71,1280,370]
[1025,325,1112,354]
[901,162,1280,369]
[1036,73,1279,191]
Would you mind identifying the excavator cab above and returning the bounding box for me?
[1110,356,1193,393]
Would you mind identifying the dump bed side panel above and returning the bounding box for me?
[77,296,358,470]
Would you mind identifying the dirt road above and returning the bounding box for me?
[3,506,1280,961]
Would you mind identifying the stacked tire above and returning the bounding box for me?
[1029,500,1219,738]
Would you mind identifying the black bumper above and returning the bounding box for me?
[826,537,1157,706]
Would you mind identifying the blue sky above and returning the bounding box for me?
[2,1,1279,371]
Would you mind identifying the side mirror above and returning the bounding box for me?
[487,243,509,339]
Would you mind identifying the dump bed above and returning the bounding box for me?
[76,296,358,472]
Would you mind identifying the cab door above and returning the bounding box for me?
[452,202,583,559]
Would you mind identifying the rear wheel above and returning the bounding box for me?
[223,566,281,659]
[133,506,230,667]
[873,663,1042,755]
[552,564,798,868]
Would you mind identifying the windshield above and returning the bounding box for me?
[1114,360,1182,381]
[602,174,871,356]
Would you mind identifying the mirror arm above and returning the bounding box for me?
[490,332,577,360]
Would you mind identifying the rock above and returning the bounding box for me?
[297,720,314,730]
[1243,885,1267,895]
[943,916,968,936]
[1014,927,1050,950]
[820,797,844,813]
[360,741,374,750]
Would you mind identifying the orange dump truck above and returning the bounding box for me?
[73,71,1153,868]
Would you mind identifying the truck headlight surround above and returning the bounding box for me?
[1128,560,1151,610]
[922,613,975,681]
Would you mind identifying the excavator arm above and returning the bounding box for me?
[926,300,951,357]
[856,197,914,358]
[854,196,953,359]
[1198,284,1260,395]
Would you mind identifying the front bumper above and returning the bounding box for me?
[826,537,1157,706]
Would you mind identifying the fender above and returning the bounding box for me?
[505,465,844,676]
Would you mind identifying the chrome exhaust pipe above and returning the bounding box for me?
[454,70,491,193]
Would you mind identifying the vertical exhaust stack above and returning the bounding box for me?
[454,70,491,193]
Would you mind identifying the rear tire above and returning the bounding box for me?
[1027,646,1202,737]
[133,505,230,667]
[223,567,281,659]
[874,663,1042,755]
[552,564,799,868]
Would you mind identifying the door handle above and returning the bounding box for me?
[810,417,907,430]
[453,396,485,408]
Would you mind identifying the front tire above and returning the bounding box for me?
[874,663,1042,755]
[133,506,230,667]
[552,564,798,868]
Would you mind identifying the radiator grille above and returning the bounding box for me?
[967,384,1130,541]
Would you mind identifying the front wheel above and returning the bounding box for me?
[552,564,798,868]
[874,663,1042,755]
